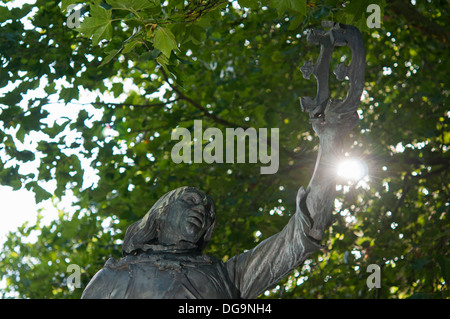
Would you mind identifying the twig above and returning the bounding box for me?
[159,67,244,128]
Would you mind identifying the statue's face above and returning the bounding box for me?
[158,190,215,247]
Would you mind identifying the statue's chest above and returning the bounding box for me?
[119,256,237,299]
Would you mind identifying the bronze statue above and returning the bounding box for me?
[81,21,365,299]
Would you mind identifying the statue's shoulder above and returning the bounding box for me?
[103,255,136,271]
[104,257,119,268]
[82,257,133,298]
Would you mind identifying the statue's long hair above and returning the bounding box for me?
[122,186,216,256]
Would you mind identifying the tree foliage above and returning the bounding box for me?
[0,0,448,298]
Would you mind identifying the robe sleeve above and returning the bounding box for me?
[225,187,324,299]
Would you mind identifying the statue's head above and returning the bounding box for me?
[122,186,216,256]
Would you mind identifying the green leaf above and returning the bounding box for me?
[271,0,306,15]
[99,48,122,67]
[61,0,81,12]
[188,25,206,45]
[34,184,53,203]
[106,0,156,11]
[287,13,305,31]
[41,120,70,139]
[153,27,178,58]
[122,39,139,54]
[238,0,260,10]
[156,54,169,70]
[290,0,306,14]
[25,181,53,203]
[76,5,113,45]
[0,6,12,22]
[90,3,112,19]
[59,86,79,102]
[111,82,123,97]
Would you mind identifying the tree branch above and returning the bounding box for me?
[92,99,179,109]
[159,67,246,128]
[60,99,179,109]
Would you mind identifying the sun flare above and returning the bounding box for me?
[337,158,368,182]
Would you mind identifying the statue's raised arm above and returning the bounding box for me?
[301,21,365,241]
[225,21,366,298]
[81,22,365,299]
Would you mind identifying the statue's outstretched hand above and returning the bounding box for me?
[308,102,359,141]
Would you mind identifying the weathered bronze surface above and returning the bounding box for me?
[81,21,365,299]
